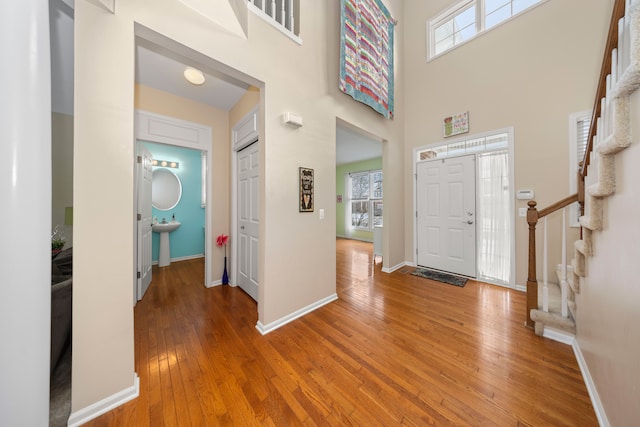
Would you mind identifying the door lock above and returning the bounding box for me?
[240,226,245,230]
[462,220,474,224]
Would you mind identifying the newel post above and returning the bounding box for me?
[526,201,539,329]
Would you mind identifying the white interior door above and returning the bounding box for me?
[137,143,153,300]
[237,141,259,301]
[417,154,476,277]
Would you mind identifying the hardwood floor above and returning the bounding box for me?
[84,238,597,426]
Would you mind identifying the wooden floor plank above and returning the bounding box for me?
[83,239,598,426]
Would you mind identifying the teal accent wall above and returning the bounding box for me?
[143,142,205,262]
[336,157,382,241]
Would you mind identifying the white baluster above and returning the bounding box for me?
[271,0,276,19]
[606,74,612,137]
[280,0,285,25]
[543,216,548,313]
[618,17,625,77]
[624,12,632,70]
[561,208,568,317]
[612,48,618,86]
[261,0,265,13]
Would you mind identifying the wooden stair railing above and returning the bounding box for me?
[525,0,627,329]
[579,0,626,212]
[526,194,578,328]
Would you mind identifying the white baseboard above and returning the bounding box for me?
[256,293,338,335]
[382,261,412,274]
[572,341,610,427]
[542,326,575,345]
[67,374,139,427]
[152,254,204,265]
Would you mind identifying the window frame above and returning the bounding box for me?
[427,0,548,61]
[569,110,592,227]
[348,170,383,232]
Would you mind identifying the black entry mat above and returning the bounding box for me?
[411,268,468,287]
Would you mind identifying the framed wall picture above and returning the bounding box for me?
[443,111,469,137]
[299,167,314,212]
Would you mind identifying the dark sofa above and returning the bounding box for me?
[51,248,72,374]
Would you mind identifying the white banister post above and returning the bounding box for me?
[280,0,285,25]
[271,0,276,19]
[543,217,549,312]
[561,208,568,317]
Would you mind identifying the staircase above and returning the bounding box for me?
[527,0,639,338]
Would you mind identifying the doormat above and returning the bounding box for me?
[411,268,468,287]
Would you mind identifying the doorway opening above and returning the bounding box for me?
[335,119,385,272]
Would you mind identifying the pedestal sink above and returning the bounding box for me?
[152,222,181,267]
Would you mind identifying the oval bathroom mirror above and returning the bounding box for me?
[152,168,182,211]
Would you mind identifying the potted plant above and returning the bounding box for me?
[51,225,65,254]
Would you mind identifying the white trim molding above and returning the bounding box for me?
[572,341,610,427]
[136,110,212,151]
[256,293,338,335]
[67,374,140,427]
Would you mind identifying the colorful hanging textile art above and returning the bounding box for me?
[340,0,395,119]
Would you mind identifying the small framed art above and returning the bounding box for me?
[299,167,314,212]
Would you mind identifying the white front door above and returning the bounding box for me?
[237,141,259,301]
[417,154,476,277]
[137,143,153,300]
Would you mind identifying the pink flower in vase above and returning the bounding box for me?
[216,234,229,256]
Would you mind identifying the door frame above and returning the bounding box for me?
[230,106,259,293]
[412,127,516,288]
[134,110,214,291]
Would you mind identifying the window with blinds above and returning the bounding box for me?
[569,111,592,226]
[428,0,546,60]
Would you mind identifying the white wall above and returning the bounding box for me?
[402,0,612,286]
[0,1,52,425]
[73,0,404,414]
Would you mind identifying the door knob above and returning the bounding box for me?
[462,220,473,224]
[240,226,245,230]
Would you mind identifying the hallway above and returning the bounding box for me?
[84,239,596,425]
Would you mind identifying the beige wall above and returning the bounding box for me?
[576,89,640,425]
[402,0,612,286]
[73,0,404,412]
[229,85,260,126]
[52,112,74,247]
[135,83,230,282]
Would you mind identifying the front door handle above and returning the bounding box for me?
[462,220,473,225]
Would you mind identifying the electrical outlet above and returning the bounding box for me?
[519,207,527,217]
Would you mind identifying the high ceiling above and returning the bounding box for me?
[49,0,382,165]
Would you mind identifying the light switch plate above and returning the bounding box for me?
[519,207,527,217]
[319,208,325,219]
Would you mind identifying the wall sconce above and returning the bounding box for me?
[152,159,179,168]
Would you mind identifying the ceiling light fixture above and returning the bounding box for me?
[184,67,205,85]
